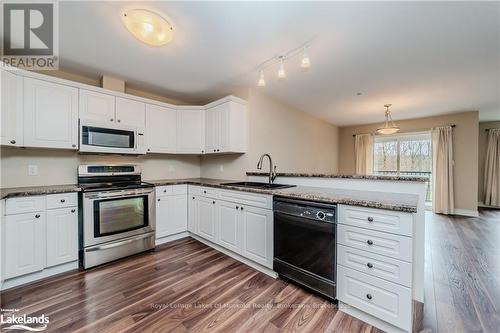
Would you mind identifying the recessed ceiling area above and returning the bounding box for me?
[59,1,499,126]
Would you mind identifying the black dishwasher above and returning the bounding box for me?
[273,197,337,300]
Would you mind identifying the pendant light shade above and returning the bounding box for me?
[376,104,400,135]
[257,70,266,87]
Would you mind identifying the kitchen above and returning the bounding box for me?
[1,2,499,333]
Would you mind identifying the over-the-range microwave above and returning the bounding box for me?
[79,120,147,155]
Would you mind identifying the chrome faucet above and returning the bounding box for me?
[257,153,277,185]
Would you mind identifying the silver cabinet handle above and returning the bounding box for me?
[86,233,152,252]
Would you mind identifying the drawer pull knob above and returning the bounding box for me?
[163,190,167,192]
[240,207,244,211]
[236,206,239,209]
[35,214,40,218]
[367,239,373,245]
[204,190,207,194]
[60,199,66,203]
[71,209,76,213]
[367,216,374,222]
[110,118,114,122]
[367,262,373,268]
[213,201,216,204]
[366,294,372,300]
[158,198,161,202]
[192,196,195,199]
[10,140,16,144]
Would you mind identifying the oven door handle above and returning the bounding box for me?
[85,190,153,199]
[86,233,153,252]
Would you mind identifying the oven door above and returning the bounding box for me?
[83,188,155,247]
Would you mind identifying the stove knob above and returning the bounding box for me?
[316,211,326,220]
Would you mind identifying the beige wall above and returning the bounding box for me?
[478,121,500,205]
[0,147,200,188]
[37,70,189,105]
[200,89,339,180]
[338,111,479,212]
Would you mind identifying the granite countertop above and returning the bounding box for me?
[246,172,428,182]
[149,178,418,213]
[1,178,418,213]
[0,184,81,199]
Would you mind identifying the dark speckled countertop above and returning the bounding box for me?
[0,178,418,213]
[246,172,428,182]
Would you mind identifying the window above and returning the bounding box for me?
[373,132,432,202]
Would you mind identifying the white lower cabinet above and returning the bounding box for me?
[4,212,45,279]
[197,196,217,242]
[155,186,188,239]
[240,205,273,268]
[46,207,78,267]
[2,194,78,287]
[189,186,273,269]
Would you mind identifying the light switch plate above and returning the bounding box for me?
[28,165,38,176]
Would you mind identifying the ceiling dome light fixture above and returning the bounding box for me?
[121,9,174,46]
[301,46,311,71]
[376,104,400,135]
[277,57,286,79]
[257,70,266,87]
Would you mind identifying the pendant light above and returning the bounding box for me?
[376,104,400,135]
[277,57,286,79]
[257,70,266,87]
[301,47,311,71]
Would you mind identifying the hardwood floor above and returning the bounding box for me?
[1,209,499,333]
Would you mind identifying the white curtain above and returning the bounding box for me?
[432,126,455,214]
[484,129,500,206]
[355,134,374,175]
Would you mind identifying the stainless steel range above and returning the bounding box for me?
[78,165,155,269]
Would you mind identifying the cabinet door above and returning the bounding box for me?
[197,196,217,242]
[188,195,198,233]
[205,106,219,153]
[46,207,78,267]
[146,104,176,153]
[156,196,170,238]
[4,212,45,279]
[0,70,23,146]
[176,109,205,153]
[217,200,241,253]
[23,77,78,149]
[241,205,273,268]
[218,103,231,152]
[169,195,188,234]
[116,97,145,127]
[79,89,115,123]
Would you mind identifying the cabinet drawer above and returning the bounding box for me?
[171,184,187,195]
[156,186,173,197]
[218,189,272,209]
[338,205,413,236]
[338,245,412,287]
[338,266,411,331]
[338,224,412,262]
[5,196,45,215]
[190,186,220,198]
[46,193,77,209]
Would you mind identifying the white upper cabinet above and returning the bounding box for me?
[176,107,205,154]
[0,69,23,147]
[146,104,176,153]
[204,99,247,154]
[115,97,145,127]
[79,89,115,123]
[23,77,79,149]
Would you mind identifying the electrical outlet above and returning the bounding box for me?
[28,165,38,176]
[219,164,224,172]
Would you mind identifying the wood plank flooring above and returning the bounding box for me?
[1,209,499,333]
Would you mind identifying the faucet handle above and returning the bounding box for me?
[271,165,278,183]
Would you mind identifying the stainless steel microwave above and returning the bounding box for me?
[79,120,147,154]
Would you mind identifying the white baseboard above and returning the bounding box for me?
[453,209,479,217]
[339,302,408,333]
[1,261,78,291]
[155,231,189,246]
[189,233,278,279]
[478,201,500,209]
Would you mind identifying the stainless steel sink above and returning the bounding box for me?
[222,181,296,190]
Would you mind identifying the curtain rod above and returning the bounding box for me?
[352,124,456,137]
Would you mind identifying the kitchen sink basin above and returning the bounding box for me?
[222,181,296,190]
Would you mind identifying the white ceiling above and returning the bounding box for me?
[59,1,500,126]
